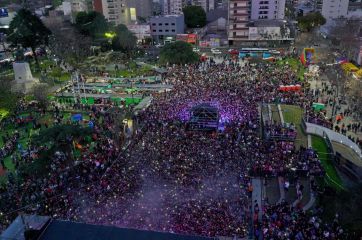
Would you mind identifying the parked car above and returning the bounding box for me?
[211,48,222,54]
[228,49,239,55]
[193,47,200,52]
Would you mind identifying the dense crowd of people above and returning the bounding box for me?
[0,57,353,239]
[257,201,346,239]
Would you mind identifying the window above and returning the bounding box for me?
[159,23,162,26]
[153,30,156,32]
[165,29,169,32]
[152,23,156,26]
[171,23,175,25]
[171,29,175,32]
[159,29,163,32]
[165,23,169,26]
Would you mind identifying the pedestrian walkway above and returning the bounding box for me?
[308,75,362,142]
[252,178,263,221]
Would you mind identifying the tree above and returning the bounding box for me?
[329,19,361,60]
[183,5,207,28]
[44,16,92,66]
[26,124,93,176]
[111,24,137,55]
[7,8,51,69]
[297,12,326,32]
[30,83,50,109]
[75,11,109,38]
[159,41,199,65]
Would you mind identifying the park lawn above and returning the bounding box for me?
[277,57,306,81]
[311,135,344,191]
[281,104,308,149]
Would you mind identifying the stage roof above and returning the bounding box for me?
[38,220,215,240]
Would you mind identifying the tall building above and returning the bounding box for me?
[190,0,216,12]
[321,0,349,19]
[228,0,251,43]
[250,0,286,20]
[228,0,288,44]
[93,0,152,25]
[163,0,184,15]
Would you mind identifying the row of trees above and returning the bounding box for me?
[6,7,205,71]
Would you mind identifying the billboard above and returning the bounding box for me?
[0,8,8,18]
[176,34,197,44]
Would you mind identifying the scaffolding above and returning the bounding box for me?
[188,104,219,131]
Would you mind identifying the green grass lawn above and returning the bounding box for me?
[277,57,306,81]
[281,104,308,149]
[311,135,344,191]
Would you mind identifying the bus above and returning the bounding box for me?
[238,48,281,60]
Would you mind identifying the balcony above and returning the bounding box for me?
[230,5,249,9]
[230,27,249,30]
[232,13,249,17]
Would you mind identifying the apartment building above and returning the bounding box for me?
[228,0,250,43]
[190,0,216,12]
[321,0,349,19]
[251,0,286,20]
[228,0,287,44]
[163,0,184,15]
[93,0,152,25]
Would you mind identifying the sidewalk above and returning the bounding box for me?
[308,74,362,142]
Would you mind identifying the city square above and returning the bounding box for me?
[0,0,362,239]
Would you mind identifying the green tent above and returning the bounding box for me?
[81,97,95,105]
[111,97,123,106]
[312,103,325,111]
[125,97,142,106]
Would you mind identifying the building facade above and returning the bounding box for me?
[321,0,349,19]
[150,15,185,42]
[190,0,216,12]
[228,0,288,44]
[163,0,184,15]
[250,0,286,20]
[93,0,152,26]
[228,0,250,43]
[63,0,90,22]
[128,24,151,41]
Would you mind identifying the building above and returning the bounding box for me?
[0,8,15,28]
[321,0,349,19]
[93,0,152,26]
[128,24,151,41]
[190,0,216,12]
[62,0,89,22]
[163,0,184,15]
[228,0,289,45]
[150,14,185,43]
[250,0,286,20]
[134,0,153,20]
[228,0,251,43]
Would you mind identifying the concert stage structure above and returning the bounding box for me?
[187,104,219,131]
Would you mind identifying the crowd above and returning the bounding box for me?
[0,58,349,238]
[257,201,346,239]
